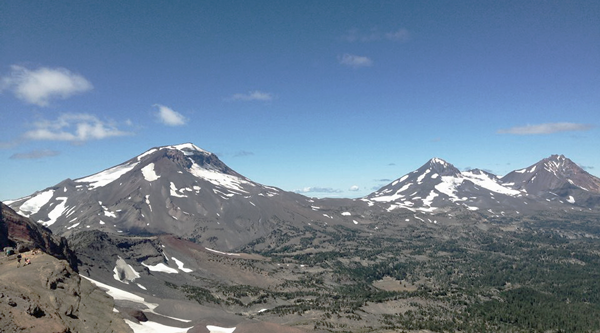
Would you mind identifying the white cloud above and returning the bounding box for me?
[338,54,373,68]
[229,90,274,101]
[498,123,593,135]
[154,104,187,126]
[1,65,93,106]
[23,113,130,142]
[295,187,342,194]
[349,185,360,191]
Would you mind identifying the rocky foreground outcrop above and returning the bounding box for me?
[0,251,132,332]
[0,202,132,332]
[1,202,77,269]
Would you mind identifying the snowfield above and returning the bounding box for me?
[76,161,139,189]
[18,189,55,217]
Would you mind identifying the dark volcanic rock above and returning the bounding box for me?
[0,202,77,270]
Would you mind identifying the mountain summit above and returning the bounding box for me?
[366,158,529,214]
[6,143,334,250]
[501,154,600,206]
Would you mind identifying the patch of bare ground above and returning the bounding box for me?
[373,276,418,292]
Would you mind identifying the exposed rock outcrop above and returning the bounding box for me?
[0,251,132,332]
[0,202,77,270]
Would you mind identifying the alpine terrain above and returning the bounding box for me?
[4,144,600,333]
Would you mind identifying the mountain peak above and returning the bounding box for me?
[165,143,209,155]
[502,154,600,195]
[421,157,461,176]
[429,157,449,166]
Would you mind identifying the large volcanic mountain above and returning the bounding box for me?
[364,155,600,216]
[501,154,600,207]
[6,143,362,250]
[6,145,600,249]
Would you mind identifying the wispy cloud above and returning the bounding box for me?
[23,113,130,143]
[338,54,373,68]
[295,187,342,194]
[342,28,410,43]
[349,185,360,191]
[234,150,254,157]
[10,149,60,160]
[498,122,593,135]
[154,104,187,126]
[1,65,92,106]
[385,29,411,42]
[229,90,274,101]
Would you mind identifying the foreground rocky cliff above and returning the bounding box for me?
[0,202,132,332]
[0,251,132,333]
[1,202,76,269]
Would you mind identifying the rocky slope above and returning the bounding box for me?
[67,230,319,332]
[1,202,77,269]
[7,143,359,250]
[364,155,600,217]
[502,154,600,207]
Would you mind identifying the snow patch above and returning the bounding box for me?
[417,169,431,183]
[141,163,160,182]
[188,158,250,193]
[113,256,140,283]
[76,161,139,189]
[170,182,187,198]
[171,257,193,273]
[42,197,68,226]
[207,325,236,333]
[18,189,55,217]
[67,222,80,230]
[142,262,179,274]
[205,248,240,256]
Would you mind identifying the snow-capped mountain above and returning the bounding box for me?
[364,155,600,216]
[6,147,600,246]
[501,154,600,207]
[365,158,538,214]
[6,143,357,250]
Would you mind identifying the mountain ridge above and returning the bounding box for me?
[6,144,600,250]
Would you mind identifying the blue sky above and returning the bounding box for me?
[1,0,599,201]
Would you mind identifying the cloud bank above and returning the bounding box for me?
[498,122,593,135]
[23,113,130,142]
[338,54,373,68]
[154,104,187,126]
[1,65,93,106]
